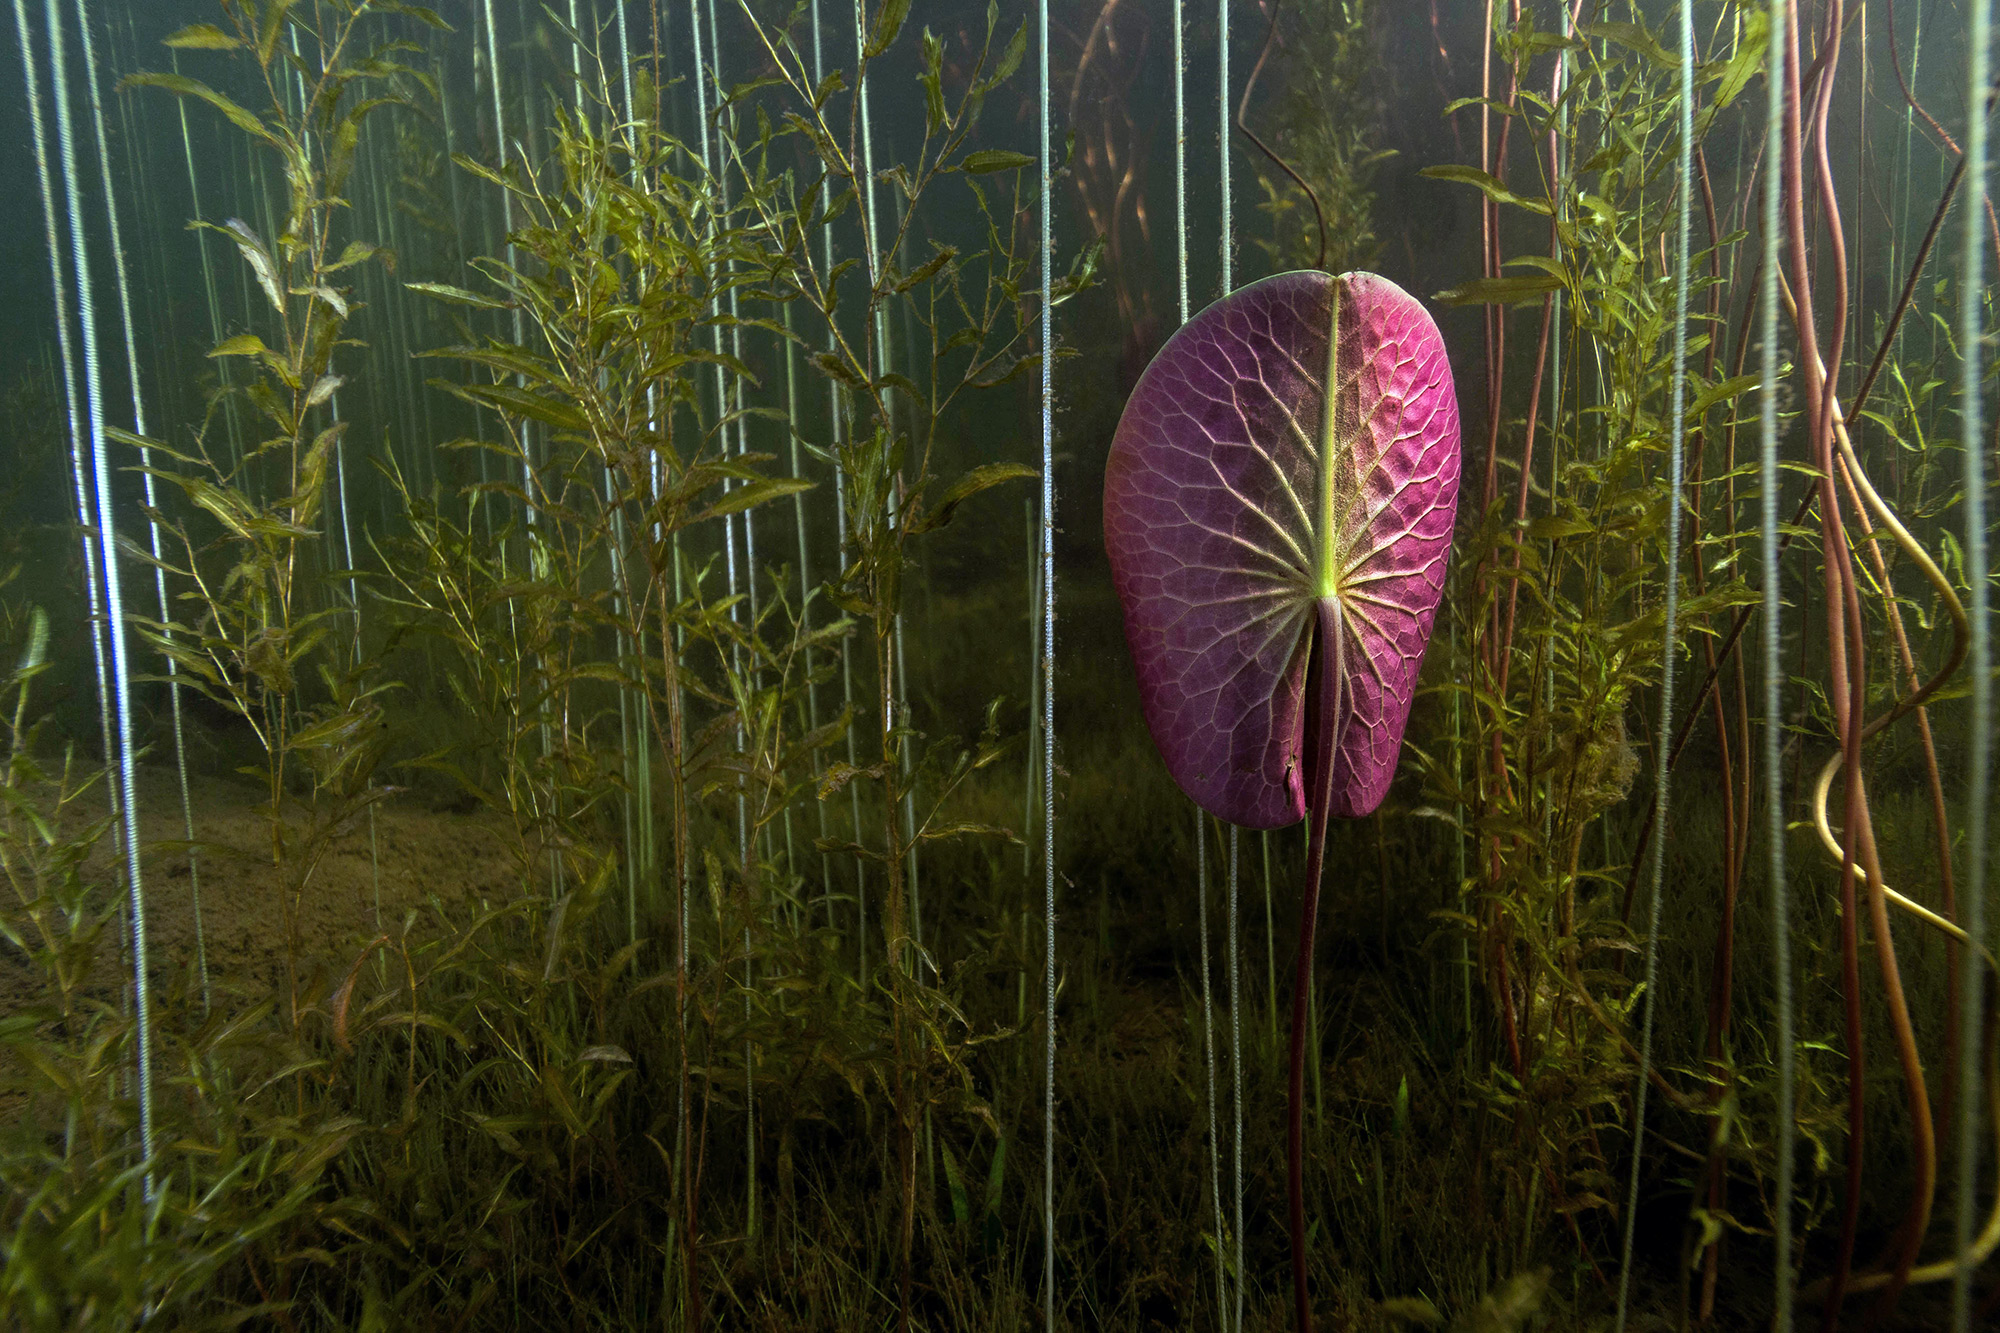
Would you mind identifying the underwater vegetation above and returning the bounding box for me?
[0,0,1994,1330]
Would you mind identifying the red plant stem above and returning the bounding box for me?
[1811,2,1939,1316]
[1289,599,1348,1333]
[1616,143,1970,928]
[1788,3,1938,1321]
[1780,6,1871,1324]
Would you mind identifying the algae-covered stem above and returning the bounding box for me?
[1949,0,1993,1325]
[1038,0,1057,1318]
[1227,824,1243,1333]
[37,0,154,1197]
[1177,8,1228,1324]
[1759,0,1795,1323]
[1214,3,1245,1323]
[1197,816,1225,1322]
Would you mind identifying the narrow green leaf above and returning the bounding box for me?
[256,0,298,66]
[912,462,1038,534]
[463,384,590,433]
[209,333,272,359]
[1431,274,1564,306]
[1706,10,1768,110]
[982,1135,1007,1221]
[939,1140,971,1228]
[407,281,507,310]
[1687,374,1760,420]
[163,23,241,50]
[1580,20,1680,68]
[692,477,814,526]
[221,218,286,314]
[960,149,1034,175]
[326,240,378,272]
[122,72,275,145]
[1419,163,1552,215]
[864,0,912,57]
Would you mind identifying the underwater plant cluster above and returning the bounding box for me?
[0,1,1994,1330]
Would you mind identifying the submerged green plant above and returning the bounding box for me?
[1246,0,1388,277]
[125,0,426,1052]
[727,2,1065,1322]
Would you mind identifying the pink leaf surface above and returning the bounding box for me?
[1103,270,1461,825]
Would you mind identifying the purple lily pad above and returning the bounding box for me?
[1103,270,1461,823]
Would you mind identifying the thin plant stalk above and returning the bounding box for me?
[1263,830,1276,1052]
[1038,0,1058,1315]
[172,47,239,464]
[1227,824,1243,1333]
[1215,4,1242,1306]
[1760,0,1796,1322]
[1949,0,1994,1326]
[851,0,920,980]
[695,0,757,1242]
[1217,0,1230,294]
[1197,813,1224,1325]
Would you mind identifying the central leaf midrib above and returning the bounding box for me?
[1314,279,1342,602]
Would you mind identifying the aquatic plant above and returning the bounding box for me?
[1417,3,1997,1326]
[728,2,1063,1321]
[1244,0,1386,278]
[399,81,826,1321]
[125,0,427,1061]
[1104,268,1461,1328]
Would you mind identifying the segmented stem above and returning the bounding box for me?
[1614,0,1693,1323]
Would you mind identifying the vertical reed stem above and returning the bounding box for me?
[1038,0,1058,1313]
[1613,3,1694,1326]
[1227,824,1243,1333]
[1950,0,1993,1327]
[1197,813,1224,1325]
